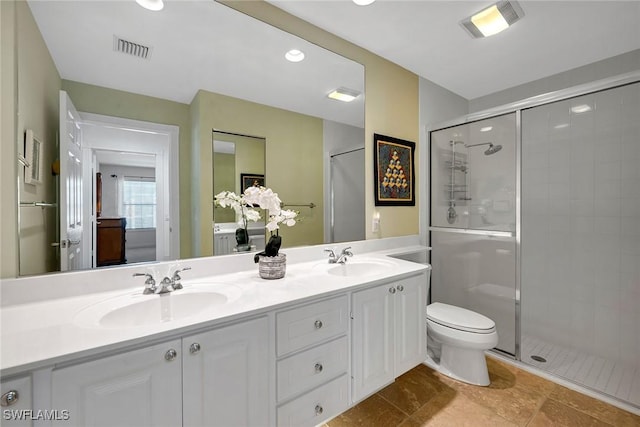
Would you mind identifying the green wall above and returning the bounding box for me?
[192,90,323,257]
[213,152,236,224]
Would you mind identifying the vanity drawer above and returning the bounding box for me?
[277,335,348,402]
[277,374,349,427]
[276,295,348,356]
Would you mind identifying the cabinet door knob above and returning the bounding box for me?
[314,320,323,329]
[396,285,404,292]
[164,348,178,361]
[389,287,396,294]
[314,363,323,373]
[189,343,201,354]
[1,390,18,407]
[315,404,324,415]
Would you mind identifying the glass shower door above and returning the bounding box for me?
[430,113,517,355]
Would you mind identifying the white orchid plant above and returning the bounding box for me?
[214,186,297,256]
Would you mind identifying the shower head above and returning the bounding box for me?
[465,142,502,156]
[484,143,502,155]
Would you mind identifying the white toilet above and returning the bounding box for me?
[424,302,499,386]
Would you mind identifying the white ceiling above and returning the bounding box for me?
[268,0,640,100]
[27,0,365,127]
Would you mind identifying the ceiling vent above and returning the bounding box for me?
[113,36,152,60]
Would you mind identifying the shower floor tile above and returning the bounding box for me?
[521,334,640,408]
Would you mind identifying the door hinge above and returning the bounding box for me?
[350,311,354,320]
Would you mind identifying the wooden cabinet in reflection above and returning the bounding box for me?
[97,217,126,267]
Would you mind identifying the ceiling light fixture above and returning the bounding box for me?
[480,126,493,132]
[461,0,524,38]
[135,0,164,11]
[285,49,305,63]
[571,104,592,114]
[353,0,376,5]
[327,87,361,103]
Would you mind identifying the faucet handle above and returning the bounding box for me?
[171,267,191,290]
[134,273,157,294]
[342,246,353,256]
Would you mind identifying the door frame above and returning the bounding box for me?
[79,113,179,264]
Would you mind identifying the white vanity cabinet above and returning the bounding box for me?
[275,295,350,427]
[1,376,32,426]
[213,231,235,255]
[351,272,427,402]
[51,339,183,427]
[182,316,269,427]
[50,316,270,427]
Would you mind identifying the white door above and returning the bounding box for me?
[394,274,427,376]
[59,91,86,271]
[52,339,182,427]
[351,283,395,402]
[182,316,270,427]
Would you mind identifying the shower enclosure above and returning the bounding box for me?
[429,73,640,409]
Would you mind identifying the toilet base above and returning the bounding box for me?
[423,347,491,386]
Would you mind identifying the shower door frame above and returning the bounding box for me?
[427,70,640,362]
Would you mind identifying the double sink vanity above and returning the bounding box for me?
[0,237,430,426]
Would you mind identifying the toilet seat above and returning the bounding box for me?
[427,302,495,334]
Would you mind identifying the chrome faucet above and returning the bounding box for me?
[134,267,191,294]
[324,246,353,264]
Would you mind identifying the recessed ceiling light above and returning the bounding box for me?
[136,0,164,11]
[554,123,569,129]
[480,126,493,132]
[328,87,361,103]
[353,0,376,5]
[461,1,524,38]
[571,104,592,114]
[285,49,305,63]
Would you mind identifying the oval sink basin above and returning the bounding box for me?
[75,286,241,329]
[327,260,395,277]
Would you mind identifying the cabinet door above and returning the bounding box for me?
[395,273,427,376]
[52,339,182,427]
[183,316,270,427]
[351,284,394,402]
[1,376,32,427]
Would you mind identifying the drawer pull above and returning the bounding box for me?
[189,343,201,354]
[389,287,396,294]
[1,390,18,407]
[315,404,323,415]
[165,348,178,361]
[314,320,323,329]
[397,284,404,292]
[314,363,324,373]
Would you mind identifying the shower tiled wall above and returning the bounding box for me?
[521,82,640,369]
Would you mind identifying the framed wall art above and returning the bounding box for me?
[373,133,415,206]
[240,173,264,193]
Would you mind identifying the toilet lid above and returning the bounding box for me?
[427,302,495,333]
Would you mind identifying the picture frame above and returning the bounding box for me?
[373,133,415,206]
[24,129,44,185]
[240,173,264,193]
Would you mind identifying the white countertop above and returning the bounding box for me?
[0,238,430,377]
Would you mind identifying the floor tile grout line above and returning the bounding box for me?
[373,391,418,420]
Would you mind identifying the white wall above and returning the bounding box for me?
[98,165,155,218]
[323,120,365,243]
[470,49,640,113]
[419,77,469,246]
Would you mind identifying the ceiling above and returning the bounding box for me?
[268,0,640,100]
[27,0,364,127]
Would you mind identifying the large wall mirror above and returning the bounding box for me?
[12,0,364,277]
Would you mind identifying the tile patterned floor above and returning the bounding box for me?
[325,357,640,427]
